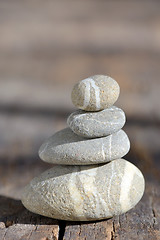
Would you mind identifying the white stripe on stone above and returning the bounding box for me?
[39,142,49,158]
[101,139,106,160]
[109,135,112,160]
[82,78,101,110]
[68,174,87,220]
[89,78,101,110]
[119,162,135,212]
[91,118,121,125]
[81,79,91,109]
[78,171,111,218]
[107,161,115,212]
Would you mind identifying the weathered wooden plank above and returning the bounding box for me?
[64,220,113,240]
[0,196,59,240]
[1,224,59,240]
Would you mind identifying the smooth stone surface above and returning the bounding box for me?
[21,159,145,221]
[67,106,126,138]
[71,75,120,111]
[39,128,130,165]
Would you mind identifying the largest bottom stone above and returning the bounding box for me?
[21,159,145,221]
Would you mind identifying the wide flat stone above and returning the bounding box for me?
[67,106,126,138]
[21,159,145,221]
[71,75,120,111]
[39,128,130,165]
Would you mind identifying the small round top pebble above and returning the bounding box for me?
[71,75,120,111]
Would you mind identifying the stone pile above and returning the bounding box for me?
[22,75,145,221]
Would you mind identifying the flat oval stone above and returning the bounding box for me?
[39,128,130,165]
[21,159,145,221]
[67,106,126,138]
[71,75,120,111]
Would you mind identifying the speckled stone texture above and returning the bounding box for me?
[71,75,120,111]
[67,106,126,138]
[21,159,145,221]
[39,128,130,165]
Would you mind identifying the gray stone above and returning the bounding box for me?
[71,75,120,111]
[67,106,126,138]
[39,128,130,165]
[21,159,145,221]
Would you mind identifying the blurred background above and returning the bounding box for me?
[0,0,160,201]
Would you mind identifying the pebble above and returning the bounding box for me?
[39,128,130,165]
[21,159,145,221]
[71,75,120,111]
[67,106,126,138]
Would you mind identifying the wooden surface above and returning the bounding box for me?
[0,0,160,239]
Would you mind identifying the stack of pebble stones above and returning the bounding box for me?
[22,75,145,221]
